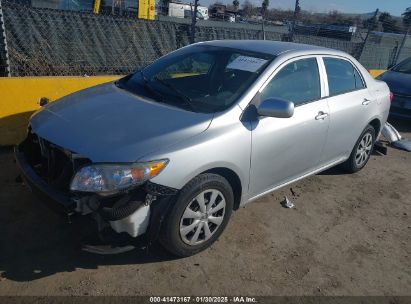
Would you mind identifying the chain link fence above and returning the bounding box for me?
[0,0,410,77]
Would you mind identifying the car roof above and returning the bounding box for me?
[200,40,344,57]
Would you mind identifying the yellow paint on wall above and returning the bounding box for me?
[369,69,386,78]
[0,76,120,146]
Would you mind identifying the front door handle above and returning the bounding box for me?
[362,98,371,105]
[315,111,328,120]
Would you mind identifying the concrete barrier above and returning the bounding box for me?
[0,76,120,146]
[368,69,386,78]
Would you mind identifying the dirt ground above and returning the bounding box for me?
[0,118,410,296]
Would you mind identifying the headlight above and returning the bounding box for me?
[70,159,168,194]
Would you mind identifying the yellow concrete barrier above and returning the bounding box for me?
[0,76,120,146]
[369,69,386,78]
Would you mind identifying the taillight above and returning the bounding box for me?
[389,92,394,103]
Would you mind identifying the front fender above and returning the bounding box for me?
[140,106,252,196]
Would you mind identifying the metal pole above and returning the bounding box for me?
[261,19,265,40]
[190,0,199,44]
[355,8,379,60]
[0,0,11,77]
[394,25,410,65]
[289,0,300,42]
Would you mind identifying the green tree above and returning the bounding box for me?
[262,0,269,16]
[326,10,345,24]
[379,12,401,33]
[242,0,254,17]
[233,0,240,11]
[363,15,378,31]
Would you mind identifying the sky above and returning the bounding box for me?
[199,0,410,17]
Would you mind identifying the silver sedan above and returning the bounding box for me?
[16,40,391,256]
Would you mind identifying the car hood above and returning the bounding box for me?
[30,83,213,162]
[378,71,411,96]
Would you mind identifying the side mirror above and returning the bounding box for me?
[257,98,294,118]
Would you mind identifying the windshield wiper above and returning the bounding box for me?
[153,76,197,112]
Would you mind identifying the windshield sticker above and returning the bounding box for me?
[226,56,268,72]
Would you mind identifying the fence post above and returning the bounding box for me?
[261,19,266,40]
[190,0,199,44]
[394,25,410,65]
[0,0,10,76]
[355,8,379,61]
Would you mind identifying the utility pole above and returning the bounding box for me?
[289,0,300,42]
[356,8,379,60]
[190,0,199,44]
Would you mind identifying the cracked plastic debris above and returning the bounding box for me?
[281,196,295,208]
[381,122,411,152]
[381,122,401,143]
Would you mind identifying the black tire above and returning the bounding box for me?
[342,125,376,173]
[159,173,234,257]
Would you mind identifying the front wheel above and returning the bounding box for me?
[159,173,234,257]
[342,125,375,173]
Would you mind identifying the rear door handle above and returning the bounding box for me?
[315,111,328,120]
[362,98,371,105]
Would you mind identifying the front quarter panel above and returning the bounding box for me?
[140,106,252,200]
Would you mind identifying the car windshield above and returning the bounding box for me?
[116,45,274,113]
[391,57,411,74]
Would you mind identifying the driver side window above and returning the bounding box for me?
[261,58,321,106]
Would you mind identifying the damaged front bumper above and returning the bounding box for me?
[15,147,76,215]
[14,137,178,240]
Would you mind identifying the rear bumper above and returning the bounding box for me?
[14,147,76,215]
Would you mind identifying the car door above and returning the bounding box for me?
[248,56,330,199]
[319,56,375,164]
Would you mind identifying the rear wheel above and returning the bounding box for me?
[159,173,234,257]
[342,125,375,173]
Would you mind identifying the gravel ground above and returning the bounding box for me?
[0,119,410,296]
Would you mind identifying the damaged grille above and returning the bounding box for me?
[19,130,91,193]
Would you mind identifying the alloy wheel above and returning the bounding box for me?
[355,132,373,167]
[179,189,226,245]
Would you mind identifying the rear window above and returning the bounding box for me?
[324,58,365,96]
